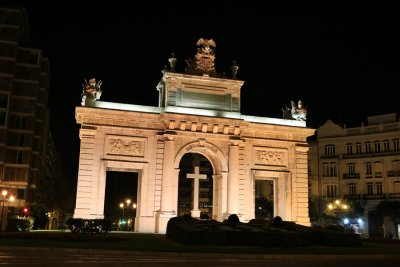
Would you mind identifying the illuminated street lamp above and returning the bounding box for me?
[1,190,15,231]
[119,202,125,222]
[325,199,351,225]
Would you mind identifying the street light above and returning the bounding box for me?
[325,198,351,226]
[119,199,134,230]
[119,202,125,223]
[1,190,15,231]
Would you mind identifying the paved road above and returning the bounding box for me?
[1,247,400,267]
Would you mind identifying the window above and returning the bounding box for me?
[325,184,337,197]
[367,183,373,195]
[355,143,362,154]
[376,183,383,195]
[0,111,6,126]
[374,141,381,153]
[17,189,25,199]
[0,94,8,108]
[18,117,26,130]
[322,162,337,177]
[3,166,28,182]
[393,139,400,151]
[366,162,372,175]
[393,160,400,171]
[365,142,372,154]
[17,151,23,164]
[346,143,353,155]
[348,163,355,174]
[374,161,383,177]
[324,145,336,155]
[349,184,356,195]
[394,182,400,193]
[383,140,390,152]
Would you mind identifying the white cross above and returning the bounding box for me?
[186,166,207,213]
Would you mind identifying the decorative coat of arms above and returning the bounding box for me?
[185,38,217,77]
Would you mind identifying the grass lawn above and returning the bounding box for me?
[0,230,400,255]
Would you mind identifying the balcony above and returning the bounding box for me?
[343,173,360,179]
[388,193,400,199]
[344,194,361,200]
[388,170,400,177]
[321,154,339,159]
[362,194,386,200]
[342,150,400,159]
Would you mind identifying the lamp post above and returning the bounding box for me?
[132,202,137,231]
[1,190,15,231]
[125,199,131,230]
[326,199,350,226]
[119,202,125,220]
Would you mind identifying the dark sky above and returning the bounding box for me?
[5,1,400,178]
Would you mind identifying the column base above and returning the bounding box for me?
[156,210,176,234]
[190,210,201,218]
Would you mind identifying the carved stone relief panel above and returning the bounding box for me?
[253,147,288,167]
[106,135,145,157]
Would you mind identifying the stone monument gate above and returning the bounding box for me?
[74,41,314,233]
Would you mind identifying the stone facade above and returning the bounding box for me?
[73,72,314,233]
[308,113,400,238]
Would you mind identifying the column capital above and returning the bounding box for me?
[158,133,176,142]
[295,144,309,153]
[229,138,243,147]
[79,128,97,139]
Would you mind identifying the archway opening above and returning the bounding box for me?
[178,153,213,219]
[255,180,274,221]
[104,171,138,231]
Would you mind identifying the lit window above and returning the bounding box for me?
[355,143,362,154]
[346,143,353,155]
[374,141,381,153]
[349,184,356,195]
[324,145,335,155]
[383,140,390,152]
[365,142,372,154]
[348,163,355,174]
[367,183,373,195]
[393,139,400,151]
[376,183,383,195]
[366,162,372,175]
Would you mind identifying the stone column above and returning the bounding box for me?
[74,128,99,219]
[295,144,310,226]
[160,135,176,213]
[158,134,177,233]
[227,140,240,217]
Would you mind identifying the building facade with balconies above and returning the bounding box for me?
[309,113,400,238]
[0,7,49,217]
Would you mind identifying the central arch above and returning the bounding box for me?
[174,140,228,220]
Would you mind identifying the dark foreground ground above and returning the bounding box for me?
[1,231,400,254]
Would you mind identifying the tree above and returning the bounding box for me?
[375,200,400,226]
[375,200,400,223]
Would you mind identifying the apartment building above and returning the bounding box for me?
[309,113,400,238]
[0,7,49,218]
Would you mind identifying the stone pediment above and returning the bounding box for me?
[317,120,344,137]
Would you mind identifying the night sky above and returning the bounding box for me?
[4,1,400,179]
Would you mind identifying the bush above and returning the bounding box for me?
[6,216,34,232]
[272,216,283,226]
[65,218,111,234]
[227,214,240,224]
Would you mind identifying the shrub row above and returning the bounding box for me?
[6,216,34,232]
[166,216,361,247]
[65,218,111,234]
